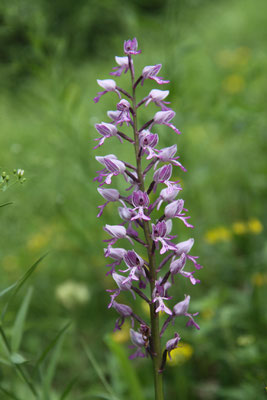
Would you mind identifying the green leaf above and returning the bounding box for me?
[0,202,13,208]
[84,392,118,400]
[35,321,71,370]
[41,323,70,396]
[10,352,27,364]
[0,326,38,397]
[82,340,120,400]
[0,386,21,400]
[1,253,48,321]
[60,376,78,400]
[105,335,145,400]
[0,282,17,298]
[0,356,11,366]
[11,287,33,352]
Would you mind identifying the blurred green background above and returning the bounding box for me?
[0,0,267,398]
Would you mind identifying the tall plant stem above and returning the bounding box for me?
[128,56,164,400]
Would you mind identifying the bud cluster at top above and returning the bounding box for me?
[92,38,202,365]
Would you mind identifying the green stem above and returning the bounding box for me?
[128,56,164,400]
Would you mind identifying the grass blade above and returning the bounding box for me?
[11,287,33,352]
[0,202,13,208]
[85,392,118,400]
[0,356,11,366]
[41,322,70,397]
[0,325,38,397]
[0,282,17,298]
[35,321,71,370]
[0,386,21,400]
[60,376,78,400]
[82,340,120,400]
[1,253,48,321]
[105,335,145,400]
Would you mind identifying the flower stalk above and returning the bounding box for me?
[93,38,202,400]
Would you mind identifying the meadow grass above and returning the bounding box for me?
[0,0,267,398]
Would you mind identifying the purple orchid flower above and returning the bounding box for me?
[145,89,170,110]
[152,110,181,135]
[104,246,127,275]
[164,199,194,228]
[112,301,134,330]
[93,38,203,390]
[115,99,132,126]
[110,56,130,76]
[121,250,146,284]
[94,122,120,149]
[170,253,200,285]
[107,272,136,307]
[129,328,147,359]
[104,224,134,246]
[131,190,150,221]
[152,280,172,315]
[97,188,125,217]
[152,220,177,254]
[175,238,203,270]
[124,38,141,55]
[139,130,159,159]
[94,79,121,103]
[154,144,186,172]
[141,64,170,86]
[166,333,181,360]
[95,155,128,186]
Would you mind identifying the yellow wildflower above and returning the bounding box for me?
[216,49,236,68]
[234,47,251,67]
[2,255,19,273]
[26,224,57,252]
[112,321,130,343]
[202,309,214,320]
[236,335,255,346]
[247,218,263,234]
[251,272,267,287]
[167,342,193,366]
[232,221,247,235]
[223,74,245,94]
[204,226,232,244]
[27,232,49,252]
[216,47,250,68]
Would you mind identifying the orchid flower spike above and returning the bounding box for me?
[93,38,203,393]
